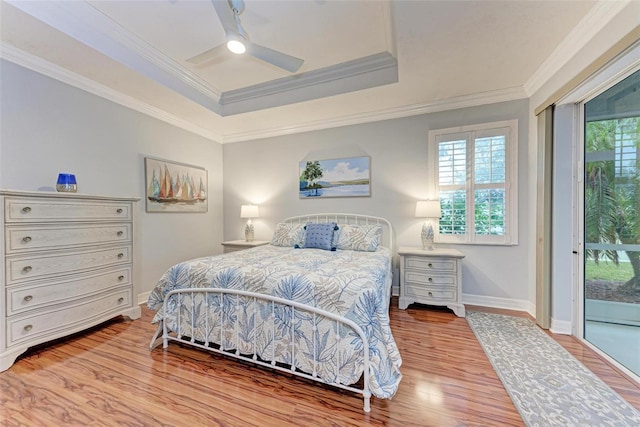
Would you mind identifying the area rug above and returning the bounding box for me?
[466,311,640,426]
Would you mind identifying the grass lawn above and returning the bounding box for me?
[585,259,634,282]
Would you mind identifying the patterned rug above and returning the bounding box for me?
[466,311,640,426]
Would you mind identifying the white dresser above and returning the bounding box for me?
[398,247,465,317]
[0,190,141,371]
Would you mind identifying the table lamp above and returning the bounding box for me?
[415,200,441,250]
[240,205,259,242]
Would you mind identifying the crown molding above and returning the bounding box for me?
[2,41,525,146]
[222,53,397,103]
[6,0,223,112]
[524,0,632,96]
[6,0,401,117]
[221,86,527,143]
[220,52,398,115]
[382,0,397,58]
[0,43,223,143]
[6,0,623,145]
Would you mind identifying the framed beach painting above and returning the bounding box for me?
[145,157,208,213]
[299,156,371,198]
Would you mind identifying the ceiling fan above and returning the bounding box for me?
[186,0,304,73]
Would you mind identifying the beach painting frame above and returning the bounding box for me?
[299,156,371,198]
[145,157,208,212]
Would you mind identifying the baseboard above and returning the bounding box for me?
[137,290,150,306]
[464,294,563,327]
[549,300,639,336]
[462,293,532,315]
[550,318,572,335]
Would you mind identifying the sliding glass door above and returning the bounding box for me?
[583,70,640,377]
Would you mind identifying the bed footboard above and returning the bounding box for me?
[149,288,372,412]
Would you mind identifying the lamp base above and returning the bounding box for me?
[421,221,435,250]
[244,219,254,242]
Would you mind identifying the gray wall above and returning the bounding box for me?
[0,60,224,301]
[223,99,532,307]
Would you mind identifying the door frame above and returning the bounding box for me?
[556,46,640,382]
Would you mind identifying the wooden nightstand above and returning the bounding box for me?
[221,240,269,253]
[398,247,465,317]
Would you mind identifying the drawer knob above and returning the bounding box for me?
[22,236,32,243]
[428,277,433,282]
[21,206,32,214]
[118,275,125,281]
[117,253,124,259]
[23,295,33,302]
[24,324,33,332]
[116,208,123,214]
[428,291,433,297]
[22,266,33,273]
[118,297,124,304]
[428,263,433,268]
[117,231,124,236]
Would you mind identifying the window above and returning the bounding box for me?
[428,120,518,245]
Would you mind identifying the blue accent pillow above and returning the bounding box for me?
[296,222,338,251]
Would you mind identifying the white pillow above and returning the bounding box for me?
[270,223,306,247]
[333,224,382,252]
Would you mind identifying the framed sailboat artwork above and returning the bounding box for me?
[144,157,208,213]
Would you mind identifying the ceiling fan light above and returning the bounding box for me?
[226,38,246,55]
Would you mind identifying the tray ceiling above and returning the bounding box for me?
[1,0,615,143]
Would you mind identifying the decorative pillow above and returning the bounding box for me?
[270,223,305,247]
[296,222,338,251]
[333,224,382,252]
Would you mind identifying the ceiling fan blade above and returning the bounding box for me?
[248,43,304,73]
[211,0,238,34]
[186,43,227,65]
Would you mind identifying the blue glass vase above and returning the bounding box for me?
[56,173,77,193]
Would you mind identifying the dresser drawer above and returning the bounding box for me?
[7,266,132,315]
[6,288,132,347]
[4,198,132,222]
[404,257,457,274]
[405,270,456,287]
[5,223,132,254]
[6,245,131,285]
[404,256,457,273]
[404,285,456,302]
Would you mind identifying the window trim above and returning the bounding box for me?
[428,119,519,245]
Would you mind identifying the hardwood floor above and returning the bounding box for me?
[1,300,638,426]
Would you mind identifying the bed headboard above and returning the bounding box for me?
[282,213,394,252]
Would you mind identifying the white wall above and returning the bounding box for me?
[223,99,532,309]
[0,60,224,302]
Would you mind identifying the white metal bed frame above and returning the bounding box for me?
[149,213,394,413]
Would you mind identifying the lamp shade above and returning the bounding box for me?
[415,200,441,218]
[240,205,260,218]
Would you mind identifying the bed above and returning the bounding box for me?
[147,213,402,412]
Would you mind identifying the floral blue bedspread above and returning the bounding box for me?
[147,244,402,399]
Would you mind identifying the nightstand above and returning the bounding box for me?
[221,240,269,253]
[398,247,465,317]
